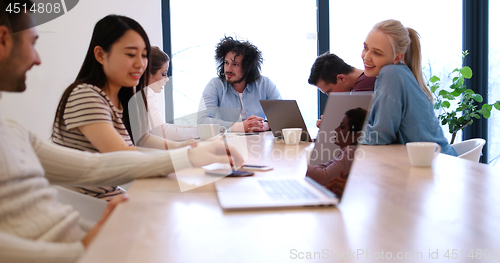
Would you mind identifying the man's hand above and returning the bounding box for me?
[188,140,244,168]
[81,194,129,248]
[243,115,267,132]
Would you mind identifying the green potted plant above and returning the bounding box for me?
[428,50,500,144]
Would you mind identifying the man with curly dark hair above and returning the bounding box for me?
[198,36,281,132]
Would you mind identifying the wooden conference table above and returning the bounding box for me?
[79,132,500,263]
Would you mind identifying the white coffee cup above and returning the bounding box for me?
[198,124,227,141]
[406,142,441,167]
[282,128,302,145]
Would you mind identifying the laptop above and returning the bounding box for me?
[310,92,374,165]
[260,100,313,142]
[215,92,374,210]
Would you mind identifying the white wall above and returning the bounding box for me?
[0,0,164,139]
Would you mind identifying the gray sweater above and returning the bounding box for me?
[0,117,192,263]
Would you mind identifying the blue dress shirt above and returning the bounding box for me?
[198,76,282,129]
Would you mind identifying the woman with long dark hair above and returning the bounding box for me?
[51,15,193,199]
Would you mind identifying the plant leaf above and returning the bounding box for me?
[439,90,450,96]
[483,104,493,111]
[465,89,474,95]
[430,76,440,83]
[455,86,467,94]
[494,101,500,111]
[430,85,440,93]
[442,101,451,108]
[460,66,473,78]
[471,94,483,102]
[434,100,442,109]
[478,108,490,118]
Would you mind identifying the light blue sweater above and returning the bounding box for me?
[362,63,457,156]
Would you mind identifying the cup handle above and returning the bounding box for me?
[220,126,227,136]
[434,144,441,157]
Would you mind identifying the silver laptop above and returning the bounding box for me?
[215,93,374,210]
[260,100,313,142]
[310,92,374,165]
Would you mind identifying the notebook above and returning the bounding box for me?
[215,92,374,210]
[260,100,313,142]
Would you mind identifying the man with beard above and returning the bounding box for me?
[0,2,243,261]
[198,36,281,132]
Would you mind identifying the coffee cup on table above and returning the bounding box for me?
[198,124,227,141]
[406,142,441,167]
[282,128,302,145]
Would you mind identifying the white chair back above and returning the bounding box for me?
[451,138,486,163]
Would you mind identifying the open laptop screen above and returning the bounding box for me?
[306,92,374,199]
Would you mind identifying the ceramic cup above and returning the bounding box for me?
[198,124,227,141]
[282,128,302,145]
[406,142,441,167]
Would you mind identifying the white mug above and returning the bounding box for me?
[198,124,227,141]
[282,128,302,145]
[406,142,441,167]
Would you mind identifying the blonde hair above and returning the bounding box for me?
[373,19,432,101]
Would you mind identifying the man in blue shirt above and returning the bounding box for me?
[198,36,281,132]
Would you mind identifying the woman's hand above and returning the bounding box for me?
[187,140,244,168]
[81,194,129,248]
[316,115,323,128]
[176,139,198,148]
[326,170,347,198]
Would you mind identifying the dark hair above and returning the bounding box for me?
[308,52,355,85]
[150,46,170,76]
[345,108,368,132]
[0,0,34,33]
[53,15,151,143]
[215,36,263,84]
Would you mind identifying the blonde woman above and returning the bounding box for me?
[361,19,456,156]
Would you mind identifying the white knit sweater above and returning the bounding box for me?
[0,117,192,263]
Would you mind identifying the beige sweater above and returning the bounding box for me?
[0,117,192,263]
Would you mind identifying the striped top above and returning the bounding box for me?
[52,84,133,200]
[52,83,134,152]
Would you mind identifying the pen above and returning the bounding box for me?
[222,134,235,172]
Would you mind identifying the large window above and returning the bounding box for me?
[329,0,463,143]
[169,0,318,127]
[488,0,499,166]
